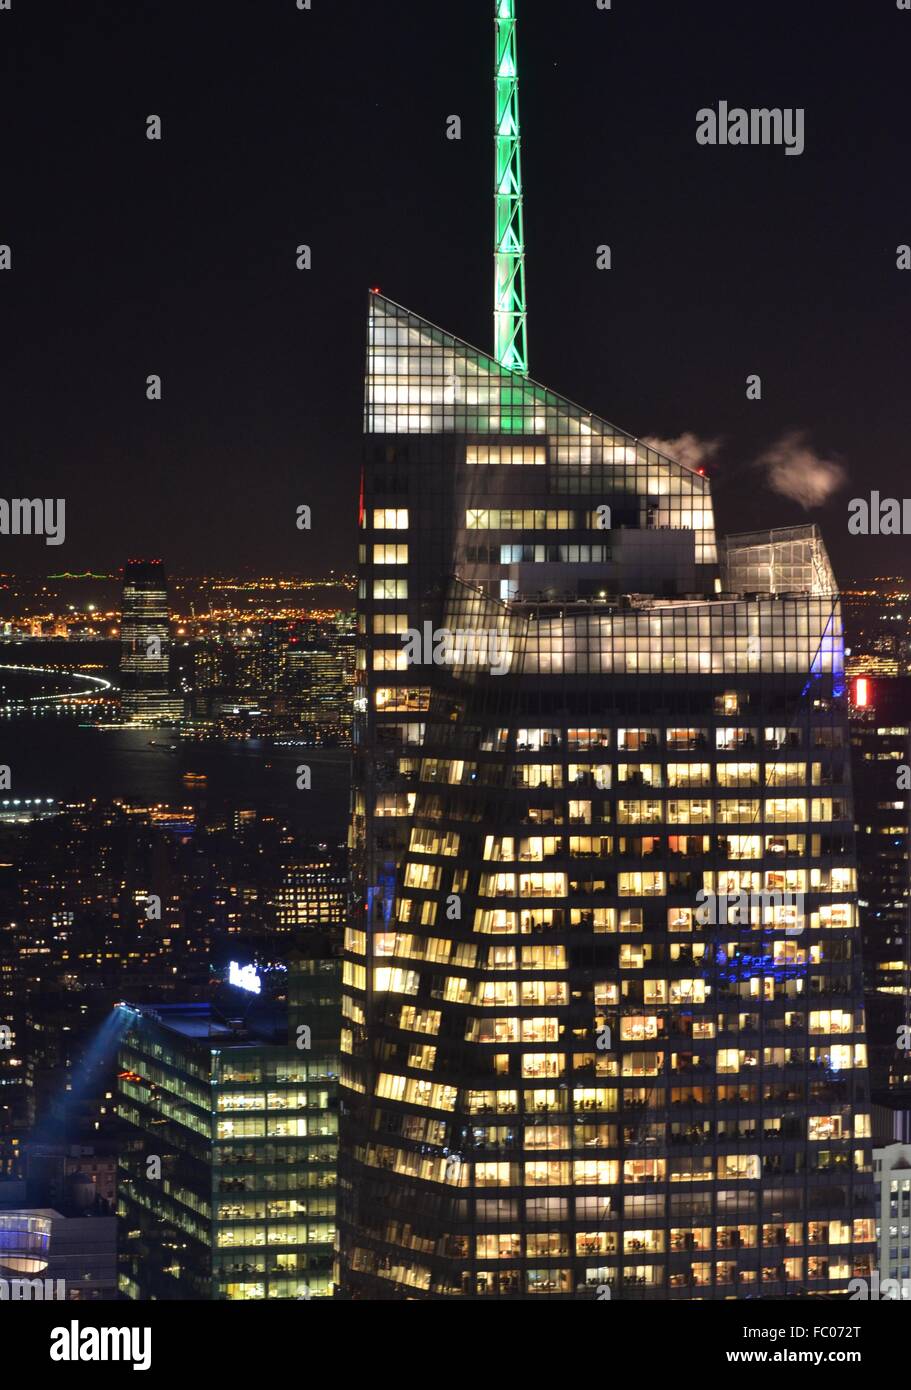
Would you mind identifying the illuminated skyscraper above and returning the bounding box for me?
[119,560,183,725]
[338,301,875,1299]
[337,2,875,1298]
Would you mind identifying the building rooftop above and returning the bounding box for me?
[118,1001,286,1047]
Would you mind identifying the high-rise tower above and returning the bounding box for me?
[338,4,875,1299]
[119,560,183,726]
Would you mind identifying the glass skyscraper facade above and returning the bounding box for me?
[849,675,911,1090]
[338,293,876,1298]
[120,559,184,725]
[116,952,339,1300]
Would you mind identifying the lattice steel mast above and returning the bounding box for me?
[494,0,528,375]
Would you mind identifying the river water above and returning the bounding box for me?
[0,666,351,836]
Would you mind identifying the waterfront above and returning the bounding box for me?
[0,667,350,833]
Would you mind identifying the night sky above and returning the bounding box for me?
[1,0,909,580]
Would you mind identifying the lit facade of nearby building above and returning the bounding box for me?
[120,561,184,725]
[873,1142,911,1289]
[338,294,876,1299]
[0,1202,117,1299]
[271,854,347,932]
[849,675,911,1090]
[116,952,339,1300]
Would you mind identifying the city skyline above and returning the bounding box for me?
[0,0,908,1348]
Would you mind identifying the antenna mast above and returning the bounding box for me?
[494,0,528,375]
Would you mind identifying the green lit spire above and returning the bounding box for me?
[494,0,528,376]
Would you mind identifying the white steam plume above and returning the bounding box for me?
[642,432,722,473]
[755,432,847,509]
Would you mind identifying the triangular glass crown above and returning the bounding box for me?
[365,293,711,496]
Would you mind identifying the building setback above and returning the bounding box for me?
[338,294,876,1298]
